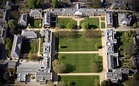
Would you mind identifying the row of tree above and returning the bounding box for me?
[28,0,41,9]
[54,31,81,39]
[52,0,102,8]
[5,38,13,58]
[54,30,102,39]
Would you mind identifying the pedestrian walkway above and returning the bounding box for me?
[58,51,99,54]
[37,38,41,56]
[58,73,101,76]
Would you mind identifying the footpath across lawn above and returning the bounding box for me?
[60,76,100,86]
[59,37,102,51]
[58,54,103,73]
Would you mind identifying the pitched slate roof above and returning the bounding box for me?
[0,26,6,44]
[3,9,11,23]
[75,10,82,15]
[50,8,94,16]
[106,13,113,26]
[106,71,122,83]
[21,30,37,38]
[29,9,42,18]
[8,60,17,69]
[35,72,52,81]
[43,13,51,27]
[5,1,12,9]
[11,35,22,60]
[118,13,131,26]
[18,14,28,27]
[17,63,43,74]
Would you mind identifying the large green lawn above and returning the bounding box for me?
[58,54,103,73]
[60,76,100,86]
[59,37,102,51]
[58,18,77,28]
[80,18,100,28]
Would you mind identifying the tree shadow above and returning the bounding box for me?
[64,64,76,73]
[98,46,102,49]
[55,38,59,52]
[61,45,68,48]
[58,75,61,82]
[90,25,97,29]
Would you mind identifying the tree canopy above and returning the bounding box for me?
[28,0,42,9]
[124,43,137,58]
[5,38,13,57]
[52,0,58,8]
[81,21,89,29]
[92,0,102,8]
[8,19,17,29]
[5,38,12,51]
[11,11,20,20]
[66,21,77,29]
[101,80,111,86]
[52,59,66,73]
[83,30,102,38]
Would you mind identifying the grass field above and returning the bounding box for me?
[60,76,100,86]
[101,22,105,28]
[58,54,103,73]
[30,39,39,53]
[59,37,102,51]
[80,18,100,28]
[58,18,77,28]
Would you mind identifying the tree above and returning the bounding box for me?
[124,43,137,58]
[95,43,99,49]
[8,19,17,29]
[66,21,77,29]
[52,59,66,73]
[92,0,102,8]
[83,30,101,38]
[57,81,65,86]
[28,0,36,9]
[81,21,89,29]
[101,80,111,86]
[5,38,12,50]
[28,53,33,60]
[5,38,12,57]
[36,0,42,8]
[11,11,20,20]
[133,22,137,28]
[52,0,58,8]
